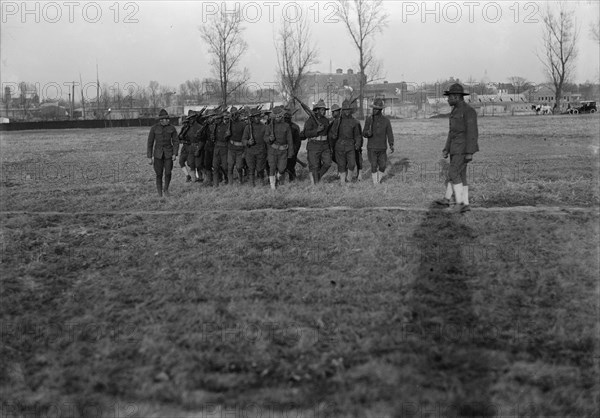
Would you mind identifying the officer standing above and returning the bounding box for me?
[303,99,331,185]
[435,83,479,212]
[363,98,394,184]
[335,99,362,185]
[147,109,179,197]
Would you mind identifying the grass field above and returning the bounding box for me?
[1,114,599,417]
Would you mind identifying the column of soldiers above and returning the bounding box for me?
[148,97,396,195]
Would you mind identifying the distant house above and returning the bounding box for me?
[299,68,365,109]
[530,85,582,108]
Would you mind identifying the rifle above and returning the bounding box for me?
[292,95,319,126]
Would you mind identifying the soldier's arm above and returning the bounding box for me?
[286,126,294,158]
[465,107,479,155]
[354,121,363,149]
[242,124,250,145]
[171,126,179,156]
[147,126,155,158]
[303,117,319,137]
[386,119,395,149]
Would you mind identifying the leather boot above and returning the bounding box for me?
[339,172,346,186]
[156,179,163,197]
[250,174,256,187]
[237,168,244,184]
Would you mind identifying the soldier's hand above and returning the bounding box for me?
[172,155,178,161]
[465,154,473,161]
[442,151,449,159]
[390,146,394,154]
[148,158,153,165]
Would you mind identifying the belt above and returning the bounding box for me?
[271,143,289,151]
[309,136,328,142]
[229,140,244,146]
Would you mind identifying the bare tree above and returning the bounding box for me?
[336,0,389,119]
[148,80,159,113]
[507,76,530,98]
[275,9,319,103]
[186,78,203,103]
[537,2,579,112]
[199,8,249,106]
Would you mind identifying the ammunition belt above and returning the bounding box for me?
[270,143,289,151]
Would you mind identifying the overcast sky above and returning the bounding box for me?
[1,1,599,101]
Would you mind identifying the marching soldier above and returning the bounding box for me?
[363,98,394,184]
[303,99,331,185]
[227,107,247,185]
[284,107,302,182]
[199,109,219,186]
[265,106,294,190]
[242,107,268,186]
[335,99,363,185]
[147,108,179,197]
[212,110,230,187]
[328,103,341,166]
[178,110,196,182]
[435,83,479,213]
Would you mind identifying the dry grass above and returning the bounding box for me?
[1,114,599,417]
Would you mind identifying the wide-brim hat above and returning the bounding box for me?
[272,106,285,116]
[187,109,197,117]
[313,99,329,110]
[443,83,470,96]
[248,107,262,117]
[157,108,169,119]
[330,104,341,112]
[371,98,384,109]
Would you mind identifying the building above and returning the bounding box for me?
[299,68,365,109]
[529,85,582,110]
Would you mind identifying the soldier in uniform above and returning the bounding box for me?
[178,110,197,182]
[199,109,219,186]
[335,99,363,185]
[435,83,479,212]
[363,98,394,184]
[147,109,179,197]
[227,107,247,185]
[242,107,267,187]
[284,107,302,182]
[265,106,294,190]
[303,99,331,185]
[212,110,230,187]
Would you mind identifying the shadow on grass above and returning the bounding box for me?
[394,203,496,417]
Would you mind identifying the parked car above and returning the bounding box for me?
[576,101,597,114]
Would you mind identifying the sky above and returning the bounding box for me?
[1,0,599,101]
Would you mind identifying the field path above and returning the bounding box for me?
[1,205,597,216]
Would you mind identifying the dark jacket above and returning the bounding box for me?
[443,100,479,156]
[147,123,179,159]
[228,120,246,149]
[303,113,330,139]
[265,121,294,158]
[243,123,267,152]
[214,122,230,147]
[364,114,394,150]
[288,121,301,154]
[337,115,363,149]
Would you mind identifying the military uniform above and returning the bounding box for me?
[335,100,362,183]
[266,107,294,189]
[303,99,331,184]
[436,83,479,212]
[227,110,247,184]
[243,109,267,186]
[363,98,394,184]
[328,104,341,165]
[147,109,179,197]
[179,114,204,182]
[212,114,230,186]
[285,111,301,182]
